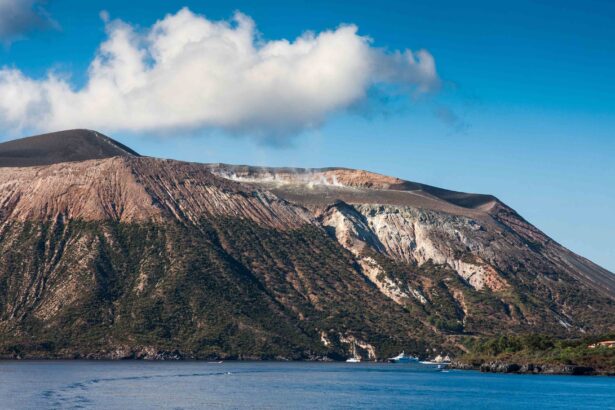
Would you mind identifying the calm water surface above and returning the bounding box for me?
[0,361,613,409]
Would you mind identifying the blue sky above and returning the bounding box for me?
[0,0,614,271]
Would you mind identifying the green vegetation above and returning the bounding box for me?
[0,218,435,360]
[1,215,614,363]
[458,334,615,374]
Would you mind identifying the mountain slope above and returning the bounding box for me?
[0,129,138,167]
[0,157,437,359]
[0,130,613,360]
[205,164,615,298]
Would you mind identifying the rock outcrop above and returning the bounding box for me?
[451,361,601,376]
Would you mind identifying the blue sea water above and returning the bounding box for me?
[0,361,613,409]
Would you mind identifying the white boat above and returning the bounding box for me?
[346,357,361,363]
[420,354,451,366]
[388,351,419,363]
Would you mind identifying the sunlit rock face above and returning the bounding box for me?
[319,202,508,292]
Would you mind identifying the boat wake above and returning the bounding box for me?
[39,369,238,408]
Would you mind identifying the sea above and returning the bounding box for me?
[0,361,613,409]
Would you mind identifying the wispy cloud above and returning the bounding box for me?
[434,105,469,133]
[0,0,57,46]
[0,8,439,140]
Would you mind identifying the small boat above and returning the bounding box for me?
[346,357,361,363]
[388,351,419,363]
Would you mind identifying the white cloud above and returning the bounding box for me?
[0,0,56,45]
[0,8,439,138]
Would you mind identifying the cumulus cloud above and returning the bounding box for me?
[0,8,439,138]
[0,0,56,45]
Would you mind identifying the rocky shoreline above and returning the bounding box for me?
[450,361,614,376]
[2,352,615,376]
[0,346,339,362]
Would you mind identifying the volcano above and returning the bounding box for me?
[0,130,613,360]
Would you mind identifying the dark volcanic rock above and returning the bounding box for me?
[0,129,138,167]
[480,362,521,373]
[454,361,599,376]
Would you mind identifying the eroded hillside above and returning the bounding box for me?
[0,132,614,360]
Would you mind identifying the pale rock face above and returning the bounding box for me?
[320,202,508,292]
[409,287,429,305]
[356,204,508,291]
[450,259,507,291]
[320,331,331,347]
[357,206,419,264]
[319,204,419,305]
[358,256,410,305]
[339,334,377,360]
[318,203,385,256]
